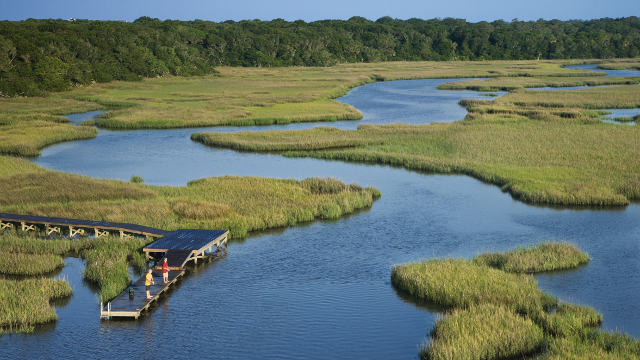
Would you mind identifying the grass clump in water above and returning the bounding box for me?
[0,278,72,333]
[0,252,64,276]
[543,329,640,359]
[81,235,151,302]
[391,258,544,309]
[422,303,544,360]
[0,230,150,302]
[472,242,589,273]
[391,242,640,359]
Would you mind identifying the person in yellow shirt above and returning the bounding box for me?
[145,268,155,299]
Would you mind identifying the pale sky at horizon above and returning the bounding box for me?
[3,0,639,24]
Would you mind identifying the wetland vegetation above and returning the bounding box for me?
[193,118,640,206]
[392,243,639,359]
[0,277,72,334]
[1,51,639,354]
[190,64,640,206]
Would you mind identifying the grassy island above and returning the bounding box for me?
[391,242,640,359]
[0,277,72,334]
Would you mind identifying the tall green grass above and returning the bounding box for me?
[0,252,64,276]
[0,230,150,302]
[0,231,91,254]
[0,277,72,333]
[0,161,380,239]
[391,258,544,309]
[82,236,151,301]
[0,97,101,156]
[196,120,640,206]
[437,76,639,92]
[472,242,589,273]
[391,243,640,360]
[542,330,640,359]
[422,304,544,360]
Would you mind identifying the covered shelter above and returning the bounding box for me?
[143,229,229,269]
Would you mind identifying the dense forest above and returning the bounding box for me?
[1,16,639,96]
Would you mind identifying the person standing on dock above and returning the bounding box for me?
[145,268,155,299]
[162,258,169,283]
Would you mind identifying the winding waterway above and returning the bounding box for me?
[2,74,640,359]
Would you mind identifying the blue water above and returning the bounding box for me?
[565,63,640,77]
[2,74,639,359]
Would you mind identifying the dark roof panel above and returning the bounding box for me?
[145,229,228,252]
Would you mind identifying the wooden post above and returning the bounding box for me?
[95,228,109,238]
[69,226,84,238]
[21,222,35,232]
[46,224,61,237]
[0,221,14,230]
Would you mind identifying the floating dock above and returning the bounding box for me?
[101,229,229,319]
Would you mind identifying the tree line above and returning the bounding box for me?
[1,16,639,96]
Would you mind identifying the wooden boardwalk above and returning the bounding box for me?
[0,213,170,238]
[0,213,229,319]
[100,269,185,319]
[102,229,229,319]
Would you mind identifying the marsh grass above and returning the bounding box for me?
[0,251,64,276]
[472,242,589,273]
[390,258,544,309]
[197,119,640,206]
[0,231,89,254]
[33,60,598,131]
[82,235,151,301]
[543,330,640,359]
[191,126,385,152]
[597,59,640,71]
[437,76,639,92]
[0,160,380,238]
[0,171,157,206]
[0,97,101,156]
[422,304,544,360]
[0,277,72,333]
[391,243,640,360]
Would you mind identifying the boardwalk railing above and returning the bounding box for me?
[0,213,171,239]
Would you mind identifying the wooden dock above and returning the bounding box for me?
[100,269,185,319]
[101,229,229,319]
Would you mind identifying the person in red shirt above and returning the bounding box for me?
[162,258,169,283]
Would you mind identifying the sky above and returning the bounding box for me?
[3,0,639,23]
